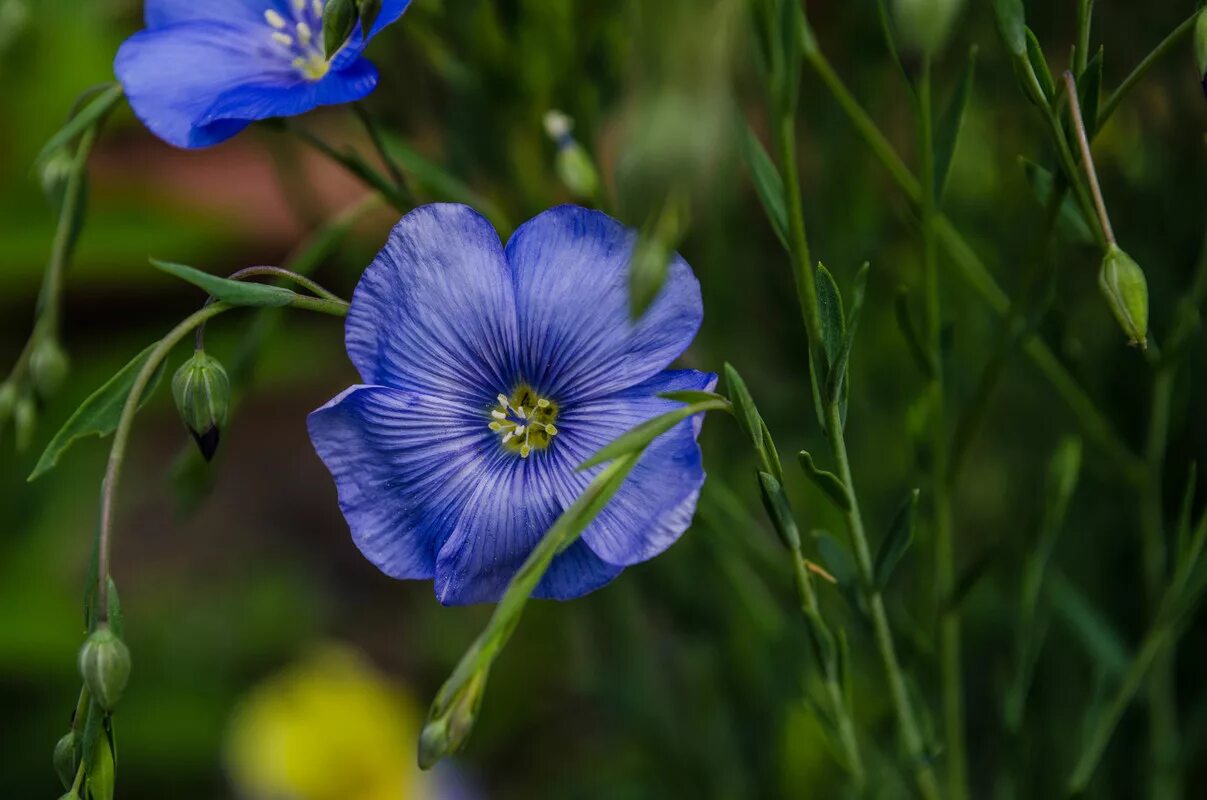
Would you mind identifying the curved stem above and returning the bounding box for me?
[1097,10,1200,129]
[1062,72,1115,248]
[194,267,347,349]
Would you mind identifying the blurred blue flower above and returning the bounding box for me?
[308,204,713,605]
[114,0,411,148]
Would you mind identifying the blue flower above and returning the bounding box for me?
[308,204,714,605]
[114,0,411,149]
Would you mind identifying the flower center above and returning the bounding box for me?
[489,384,559,458]
[264,1,332,81]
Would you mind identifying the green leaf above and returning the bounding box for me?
[30,345,166,481]
[150,260,296,307]
[825,262,869,405]
[935,47,977,204]
[35,84,123,168]
[658,390,728,405]
[1019,158,1094,245]
[724,363,776,477]
[1077,48,1104,141]
[803,607,837,671]
[814,263,845,367]
[757,471,802,551]
[578,399,729,470]
[86,730,115,800]
[894,287,934,376]
[1049,572,1130,680]
[358,0,383,33]
[798,450,851,512]
[992,0,1027,57]
[323,0,358,57]
[875,489,919,589]
[1025,28,1055,102]
[739,124,788,248]
[1176,463,1198,564]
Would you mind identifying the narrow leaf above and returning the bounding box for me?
[725,363,766,460]
[1019,158,1094,245]
[894,287,934,376]
[739,124,788,248]
[758,471,802,551]
[875,489,919,589]
[151,260,296,307]
[814,263,845,367]
[658,390,729,405]
[803,608,837,671]
[381,134,512,231]
[1025,28,1055,102]
[935,47,977,204]
[992,0,1027,57]
[30,345,165,481]
[826,262,869,404]
[1078,48,1104,140]
[577,399,729,470]
[798,450,851,512]
[323,0,358,57]
[35,84,123,167]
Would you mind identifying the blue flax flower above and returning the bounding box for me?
[115,0,411,148]
[308,204,714,605]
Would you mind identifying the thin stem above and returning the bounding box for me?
[283,121,410,211]
[1062,72,1115,247]
[1098,10,1200,129]
[1074,0,1094,77]
[353,101,415,203]
[825,403,942,800]
[919,59,968,800]
[773,111,825,349]
[803,43,1146,483]
[94,295,350,624]
[194,267,348,349]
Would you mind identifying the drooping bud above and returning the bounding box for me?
[172,350,230,461]
[892,0,966,56]
[31,337,70,399]
[418,667,489,770]
[322,0,358,58]
[78,626,131,712]
[53,731,78,790]
[1098,245,1150,349]
[543,111,600,201]
[1195,8,1207,96]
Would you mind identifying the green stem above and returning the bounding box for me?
[773,111,824,349]
[93,295,349,625]
[803,43,1146,484]
[919,60,968,800]
[284,121,410,212]
[353,101,415,203]
[825,402,942,800]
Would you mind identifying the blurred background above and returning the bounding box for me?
[2,0,1206,797]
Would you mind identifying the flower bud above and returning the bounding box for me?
[78,626,131,712]
[53,731,78,790]
[418,668,488,770]
[892,0,965,56]
[40,147,75,209]
[543,111,600,200]
[1195,9,1207,96]
[31,337,70,399]
[14,393,37,452]
[172,350,230,461]
[1098,245,1149,349]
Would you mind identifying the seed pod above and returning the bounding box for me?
[172,350,230,461]
[31,337,70,399]
[1098,245,1149,349]
[78,626,131,712]
[53,731,78,790]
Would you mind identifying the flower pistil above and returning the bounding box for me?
[489,385,559,458]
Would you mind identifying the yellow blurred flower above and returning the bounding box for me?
[224,644,428,800]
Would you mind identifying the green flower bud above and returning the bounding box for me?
[1098,245,1149,349]
[418,668,488,770]
[53,731,78,790]
[892,0,965,56]
[31,337,70,399]
[1195,9,1207,95]
[40,147,75,209]
[172,350,230,461]
[78,627,131,712]
[544,111,600,200]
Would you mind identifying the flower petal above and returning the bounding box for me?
[115,21,298,148]
[201,58,379,126]
[505,206,704,403]
[144,0,269,28]
[308,384,494,580]
[330,0,413,70]
[432,448,622,606]
[346,204,520,403]
[554,369,716,566]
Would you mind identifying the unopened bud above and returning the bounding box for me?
[1195,9,1207,96]
[418,668,488,770]
[544,111,600,200]
[1098,245,1149,349]
[892,0,965,56]
[14,393,37,452]
[172,350,230,461]
[31,337,70,399]
[40,148,75,209]
[53,731,78,790]
[78,626,131,712]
